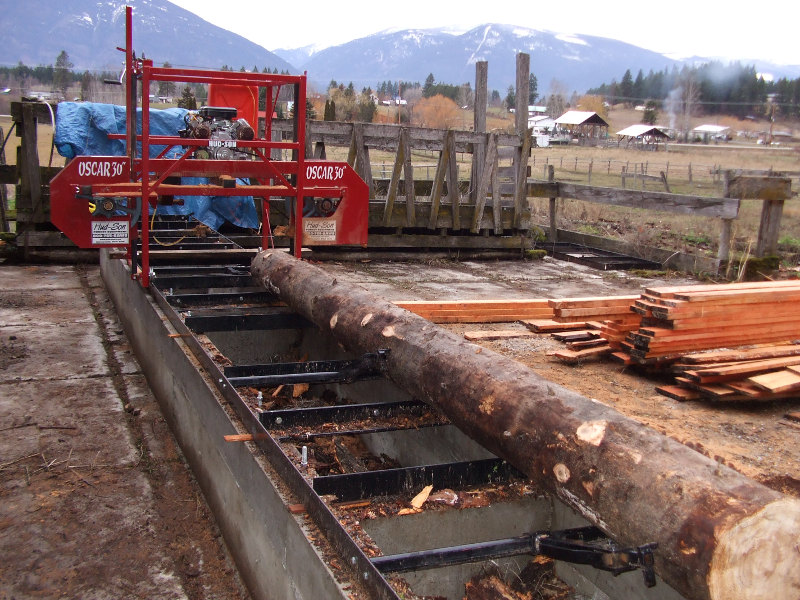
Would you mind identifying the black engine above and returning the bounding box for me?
[180,106,255,160]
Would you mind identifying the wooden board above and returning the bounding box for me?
[547,345,612,363]
[748,369,800,394]
[463,330,537,341]
[655,385,702,402]
[521,319,590,333]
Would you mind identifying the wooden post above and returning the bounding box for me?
[513,53,530,231]
[447,131,461,230]
[588,159,593,184]
[688,162,693,183]
[471,133,497,234]
[548,164,557,242]
[756,199,784,257]
[718,172,734,264]
[383,129,405,226]
[351,124,373,198]
[428,130,451,229]
[513,129,531,229]
[18,102,43,225]
[251,251,800,600]
[0,125,8,233]
[660,171,671,193]
[471,61,488,204]
[401,128,416,227]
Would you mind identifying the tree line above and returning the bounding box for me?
[587,62,800,120]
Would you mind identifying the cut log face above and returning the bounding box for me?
[251,251,800,600]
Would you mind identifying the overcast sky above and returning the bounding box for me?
[167,0,799,65]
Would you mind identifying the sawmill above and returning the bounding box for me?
[3,6,800,600]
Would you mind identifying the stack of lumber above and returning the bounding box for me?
[656,344,800,401]
[522,295,641,363]
[393,299,553,324]
[624,280,800,364]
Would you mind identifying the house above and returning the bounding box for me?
[528,114,556,135]
[692,124,731,142]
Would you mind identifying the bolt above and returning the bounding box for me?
[362,572,369,581]
[257,391,263,407]
[350,557,357,566]
[275,417,283,425]
[301,446,308,466]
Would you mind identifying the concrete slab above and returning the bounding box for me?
[0,323,109,381]
[0,263,248,600]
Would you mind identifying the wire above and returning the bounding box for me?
[43,101,55,167]
[150,202,187,247]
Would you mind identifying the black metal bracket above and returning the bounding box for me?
[535,526,657,587]
[225,349,390,387]
[372,526,657,589]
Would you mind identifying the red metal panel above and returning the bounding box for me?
[208,84,259,132]
[50,157,132,248]
[300,161,369,247]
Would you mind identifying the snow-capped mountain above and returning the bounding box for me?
[4,2,798,95]
[282,24,682,93]
[0,0,293,73]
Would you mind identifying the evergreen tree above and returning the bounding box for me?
[80,70,92,101]
[529,73,539,104]
[642,100,658,125]
[177,86,197,109]
[423,73,435,97]
[633,70,644,101]
[619,69,634,103]
[54,50,73,98]
[157,62,176,99]
[505,85,515,109]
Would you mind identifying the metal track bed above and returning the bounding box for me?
[134,220,658,599]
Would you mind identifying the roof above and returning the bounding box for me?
[616,125,671,138]
[529,115,554,124]
[692,124,730,133]
[554,111,609,127]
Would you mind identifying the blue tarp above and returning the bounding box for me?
[54,102,259,230]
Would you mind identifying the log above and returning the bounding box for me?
[251,250,800,600]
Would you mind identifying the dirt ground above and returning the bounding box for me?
[320,255,800,500]
[0,264,248,600]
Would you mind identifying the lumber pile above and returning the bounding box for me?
[626,280,800,362]
[657,344,800,401]
[625,280,800,401]
[397,283,800,399]
[520,295,642,363]
[393,299,553,323]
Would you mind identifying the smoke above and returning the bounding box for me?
[664,86,683,132]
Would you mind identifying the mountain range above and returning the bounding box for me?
[2,0,799,96]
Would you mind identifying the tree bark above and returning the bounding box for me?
[251,250,800,600]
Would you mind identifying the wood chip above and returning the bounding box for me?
[410,484,433,509]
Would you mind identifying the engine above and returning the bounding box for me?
[180,106,255,160]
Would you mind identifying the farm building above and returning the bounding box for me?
[528,114,556,134]
[554,110,609,145]
[692,124,731,142]
[616,124,672,149]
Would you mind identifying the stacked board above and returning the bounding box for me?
[522,296,642,362]
[657,344,800,401]
[625,280,800,363]
[393,299,554,323]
